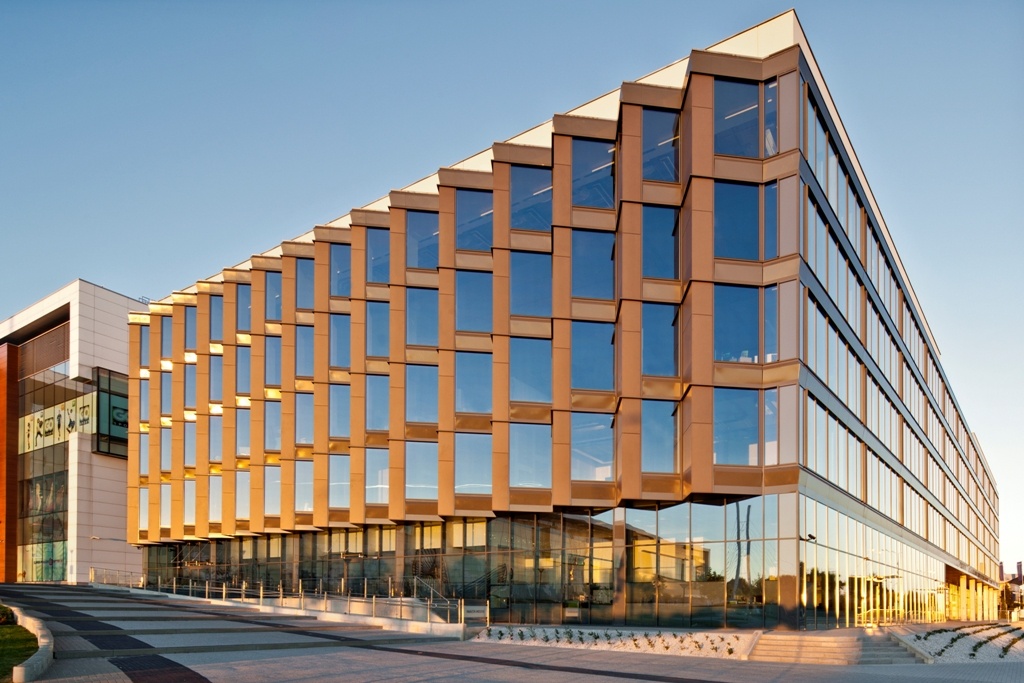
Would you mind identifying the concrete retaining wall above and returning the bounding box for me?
[9,606,53,683]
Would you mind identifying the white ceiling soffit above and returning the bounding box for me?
[636,57,690,88]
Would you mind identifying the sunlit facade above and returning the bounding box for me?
[128,11,999,629]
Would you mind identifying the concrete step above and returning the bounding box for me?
[749,632,922,665]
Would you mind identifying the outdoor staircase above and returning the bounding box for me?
[748,630,921,665]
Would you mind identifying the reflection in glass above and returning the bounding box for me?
[160,483,171,527]
[642,303,677,376]
[209,296,223,342]
[236,346,251,394]
[236,284,251,332]
[406,288,438,346]
[330,314,350,367]
[406,365,438,423]
[715,181,759,260]
[642,400,677,473]
[571,413,613,481]
[764,79,778,157]
[510,165,552,230]
[140,324,151,367]
[160,372,171,415]
[407,211,439,269]
[365,301,389,358]
[329,454,350,508]
[235,470,250,519]
[329,384,350,438]
[160,428,171,470]
[510,337,551,403]
[455,433,492,494]
[330,244,351,297]
[714,285,759,362]
[643,108,679,182]
[456,189,493,251]
[265,336,282,386]
[765,285,778,362]
[264,401,281,451]
[265,271,282,321]
[209,475,221,523]
[365,448,389,504]
[456,352,491,413]
[184,479,196,525]
[456,271,492,332]
[296,258,315,309]
[365,374,389,431]
[764,388,779,465]
[715,79,759,157]
[295,392,314,445]
[510,423,551,488]
[265,465,281,516]
[295,460,314,512]
[184,421,195,466]
[296,325,314,377]
[571,321,614,390]
[209,356,222,402]
[184,364,196,407]
[406,442,438,500]
[208,415,222,463]
[161,316,172,358]
[572,139,615,208]
[511,252,551,317]
[139,432,149,475]
[643,206,678,279]
[765,181,778,260]
[714,388,759,465]
[236,408,250,456]
[140,486,149,530]
[571,230,615,299]
[366,228,390,283]
[184,307,197,350]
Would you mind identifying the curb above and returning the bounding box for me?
[9,606,54,683]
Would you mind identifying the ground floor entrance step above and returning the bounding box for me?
[748,630,921,665]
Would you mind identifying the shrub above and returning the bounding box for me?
[0,605,16,625]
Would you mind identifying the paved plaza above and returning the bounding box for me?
[2,584,1022,683]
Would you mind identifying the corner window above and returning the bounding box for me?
[264,400,281,451]
[365,374,389,431]
[714,79,759,157]
[714,181,759,260]
[455,433,492,494]
[641,303,677,376]
[139,324,150,367]
[572,138,615,208]
[366,228,390,283]
[642,400,677,473]
[406,365,438,423]
[642,108,679,182]
[329,314,350,368]
[509,423,551,488]
[407,211,439,269]
[265,272,282,322]
[764,78,778,157]
[764,181,778,260]
[295,392,314,445]
[765,285,779,363]
[642,206,678,279]
[330,244,351,297]
[406,442,438,500]
[571,321,614,390]
[329,384,350,438]
[571,412,613,481]
[365,448,390,504]
[456,189,493,251]
[236,284,251,332]
[510,252,551,317]
[510,165,552,231]
[456,352,492,413]
[296,258,315,310]
[365,301,389,358]
[510,337,551,403]
[714,285,759,362]
[571,230,615,299]
[329,454,350,508]
[713,388,759,465]
[455,271,492,332]
[296,325,314,377]
[406,288,438,346]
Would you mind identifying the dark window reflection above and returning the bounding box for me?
[510,166,552,230]
[572,138,615,208]
[715,79,759,157]
[643,109,679,182]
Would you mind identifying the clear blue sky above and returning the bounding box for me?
[2,1,1021,567]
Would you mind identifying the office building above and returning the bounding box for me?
[1,280,142,583]
[127,11,999,628]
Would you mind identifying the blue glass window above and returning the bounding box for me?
[455,271,492,332]
[184,364,196,408]
[510,252,551,317]
[208,475,221,522]
[642,303,677,376]
[572,138,615,208]
[571,230,615,299]
[160,428,171,470]
[184,422,196,467]
[139,325,150,367]
[365,374,389,431]
[329,314,350,368]
[642,400,676,473]
[160,372,171,415]
[455,433,492,494]
[160,316,172,358]
[295,392,314,445]
[406,365,438,423]
[455,352,492,413]
[265,465,281,516]
[406,288,438,346]
[365,301,389,358]
[714,388,759,465]
[330,244,351,297]
[139,378,149,422]
[366,228,390,283]
[265,336,282,386]
[265,271,282,321]
[365,448,389,504]
[571,321,614,390]
[642,109,679,182]
[296,325,314,377]
[765,388,778,465]
[184,306,197,350]
[764,181,778,260]
[208,415,222,463]
[264,401,281,451]
[209,296,223,342]
[510,337,551,403]
[329,384,351,438]
[715,181,759,260]
[236,470,250,519]
[236,407,250,456]
[510,165,552,231]
[236,284,251,332]
[571,412,613,481]
[296,258,315,309]
[406,211,439,269]
[406,442,438,500]
[295,460,314,512]
[509,423,551,488]
[643,206,678,279]
[714,285,759,362]
[138,432,148,473]
[456,189,493,251]
[764,79,778,157]
[765,285,779,363]
[715,79,759,157]
[236,346,251,394]
[329,454,350,508]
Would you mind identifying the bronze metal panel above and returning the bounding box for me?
[349,209,390,228]
[552,114,616,140]
[509,489,553,508]
[619,81,683,109]
[509,230,552,252]
[454,414,491,432]
[570,207,616,231]
[508,403,552,423]
[713,156,762,183]
[641,182,682,206]
[509,317,551,338]
[570,392,617,412]
[492,142,551,167]
[389,191,440,211]
[641,280,682,302]
[619,104,643,204]
[570,299,616,321]
[438,168,493,191]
